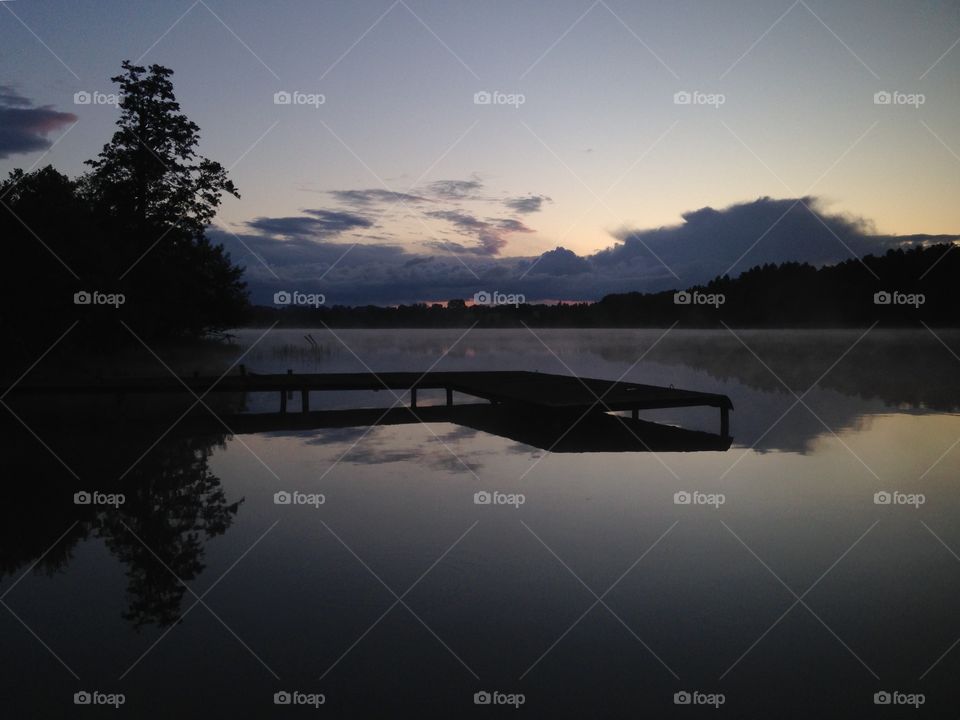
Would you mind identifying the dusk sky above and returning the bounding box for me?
[3,0,959,304]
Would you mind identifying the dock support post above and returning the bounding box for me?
[284,369,293,412]
[631,408,638,420]
[446,388,453,407]
[411,387,417,408]
[301,390,309,413]
[721,406,730,437]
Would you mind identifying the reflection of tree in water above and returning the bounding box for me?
[0,426,242,629]
[98,434,243,628]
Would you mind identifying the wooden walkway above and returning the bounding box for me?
[10,370,733,437]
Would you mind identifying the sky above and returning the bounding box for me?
[2,0,959,304]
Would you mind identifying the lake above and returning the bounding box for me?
[2,328,959,717]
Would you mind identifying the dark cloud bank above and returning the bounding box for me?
[214,195,957,306]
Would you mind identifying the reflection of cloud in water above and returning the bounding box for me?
[424,453,483,474]
[505,443,542,457]
[435,425,478,442]
[344,449,422,465]
[346,430,486,473]
[265,423,489,473]
[302,426,373,444]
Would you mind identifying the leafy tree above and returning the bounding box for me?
[1,62,249,357]
[80,61,248,339]
[0,166,91,356]
[84,61,238,240]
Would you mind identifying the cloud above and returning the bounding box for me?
[329,188,428,208]
[0,86,77,159]
[274,177,551,259]
[215,196,954,306]
[426,209,486,232]
[595,196,901,281]
[495,218,533,233]
[211,226,491,304]
[426,209,533,255]
[526,247,591,275]
[0,87,32,107]
[504,194,550,214]
[246,209,372,239]
[425,178,483,200]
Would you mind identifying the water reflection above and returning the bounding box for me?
[4,330,960,716]
[213,405,732,454]
[0,382,726,634]
[0,427,242,629]
[6,328,958,627]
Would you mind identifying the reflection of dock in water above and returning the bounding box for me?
[179,404,733,453]
[11,370,733,450]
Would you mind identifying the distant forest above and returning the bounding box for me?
[250,243,959,328]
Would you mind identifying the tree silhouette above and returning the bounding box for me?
[0,61,248,359]
[81,61,248,340]
[0,166,94,357]
[83,61,238,240]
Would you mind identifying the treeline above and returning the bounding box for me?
[249,244,959,328]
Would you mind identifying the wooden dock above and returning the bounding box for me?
[9,370,733,437]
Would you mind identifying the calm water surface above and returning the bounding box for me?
[3,329,960,717]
